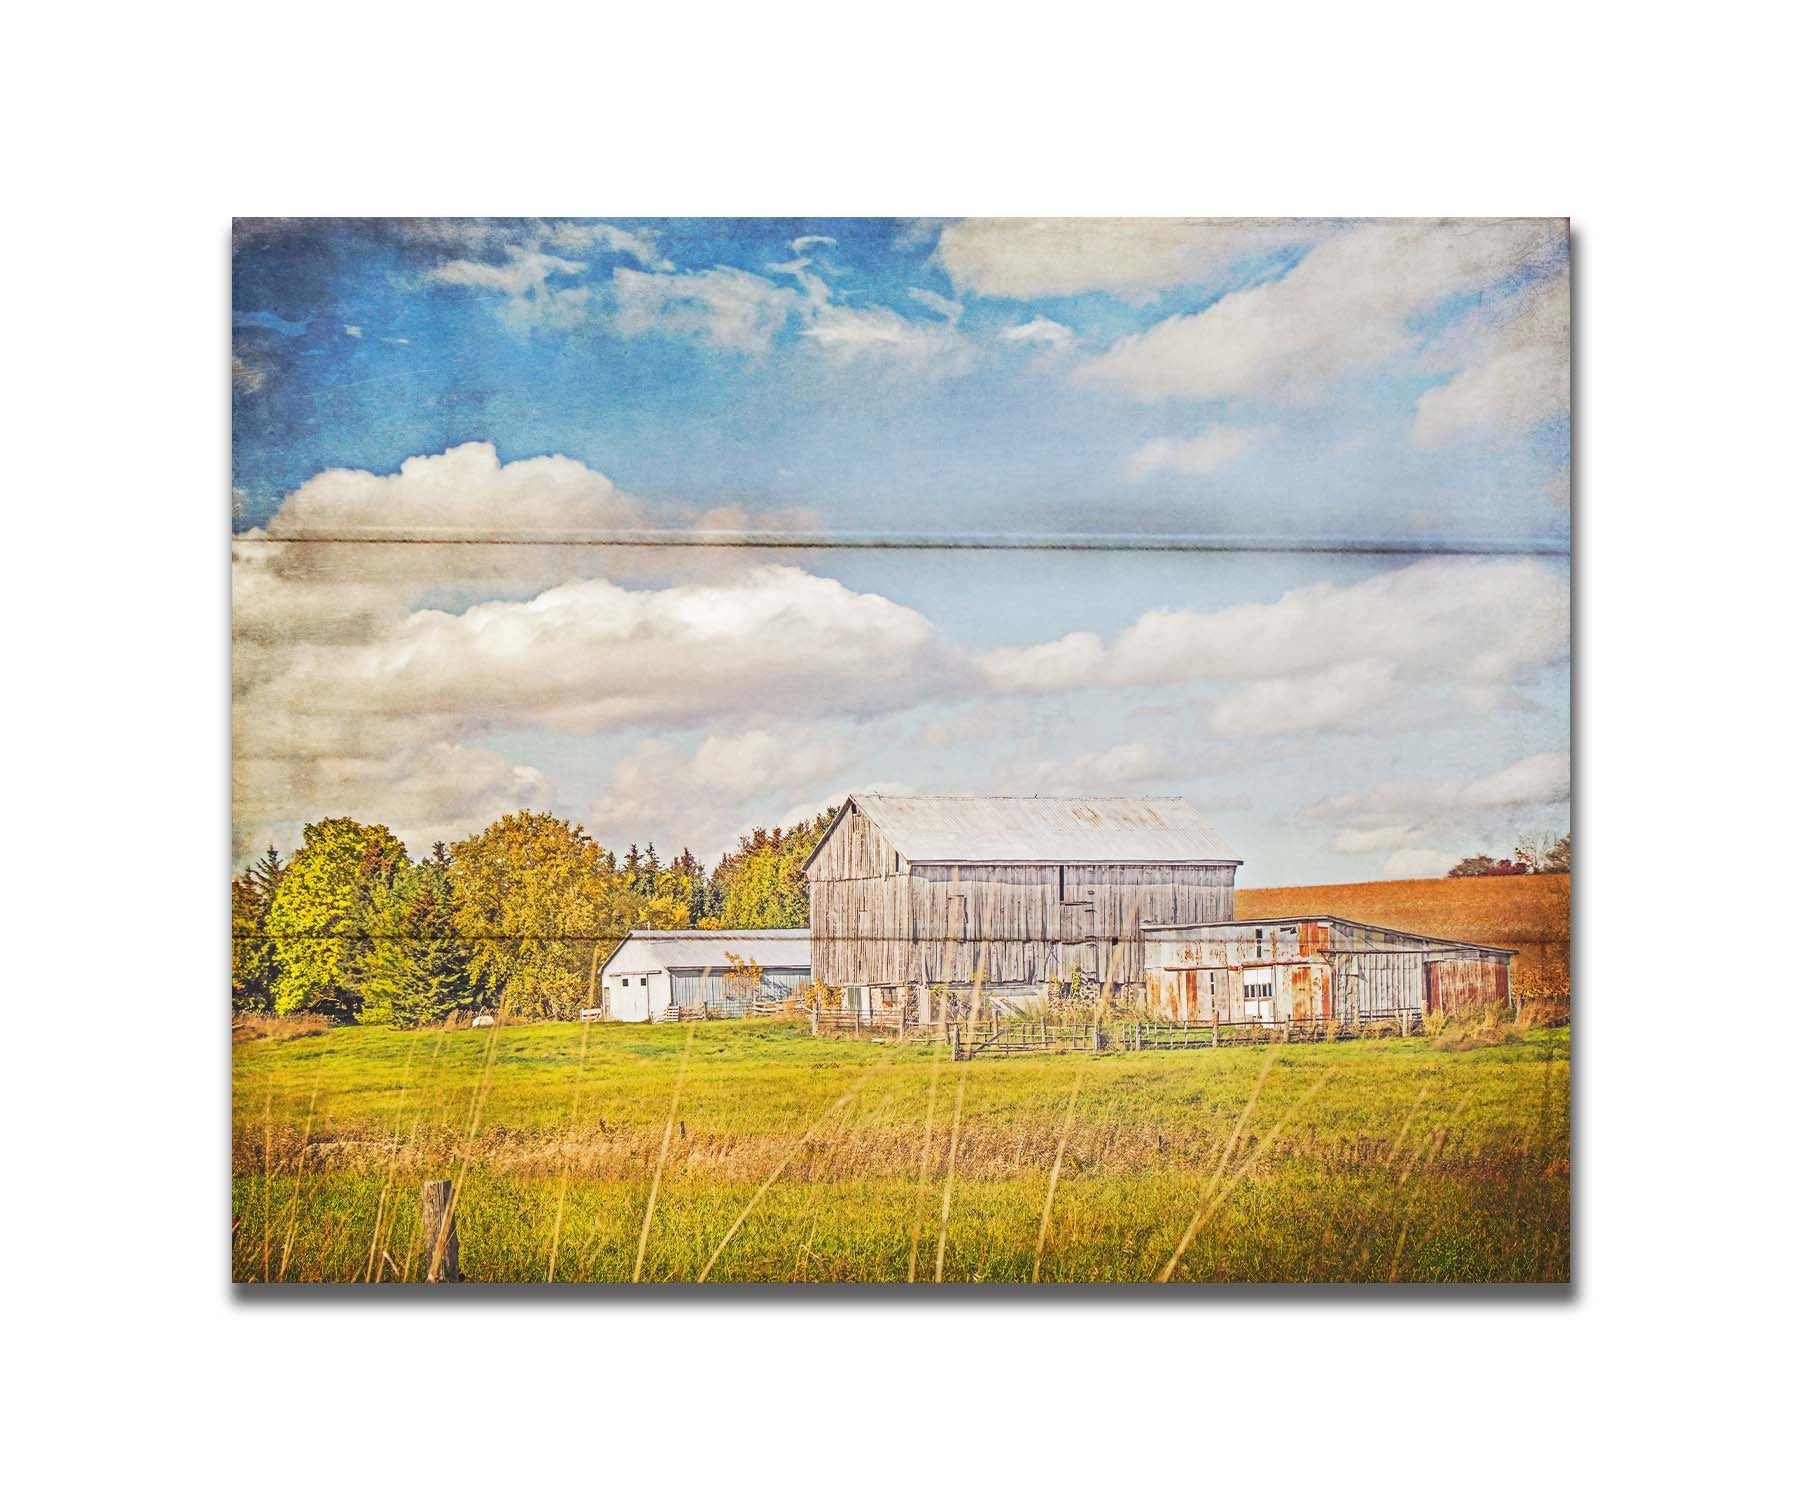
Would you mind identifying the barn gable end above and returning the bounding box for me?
[806,794,1241,999]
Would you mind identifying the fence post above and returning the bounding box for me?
[809,1004,819,1038]
[1212,1010,1219,1048]
[948,1023,960,1062]
[422,1179,461,1283]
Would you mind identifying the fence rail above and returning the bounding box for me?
[798,1006,1429,1059]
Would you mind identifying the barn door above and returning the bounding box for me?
[1291,965,1314,1021]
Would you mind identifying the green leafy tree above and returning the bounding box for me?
[451,811,687,1020]
[704,806,837,929]
[360,843,471,1026]
[266,818,407,1017]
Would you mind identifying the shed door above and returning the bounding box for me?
[1291,965,1315,1021]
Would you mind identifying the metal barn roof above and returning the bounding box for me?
[1143,915,1514,956]
[602,929,811,973]
[833,794,1240,866]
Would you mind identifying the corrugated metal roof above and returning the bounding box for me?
[604,929,811,973]
[845,794,1240,865]
[1142,915,1514,956]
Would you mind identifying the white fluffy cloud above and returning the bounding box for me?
[590,730,854,857]
[233,446,960,858]
[1299,751,1570,874]
[1413,271,1570,447]
[304,567,958,735]
[263,441,640,541]
[979,557,1568,739]
[999,316,1074,350]
[935,218,1319,301]
[1077,219,1566,402]
[1125,424,1271,479]
[612,265,799,355]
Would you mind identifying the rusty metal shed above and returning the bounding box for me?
[1143,915,1513,1026]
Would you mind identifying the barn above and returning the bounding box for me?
[803,794,1241,1020]
[1142,916,1513,1027]
[598,929,811,1022]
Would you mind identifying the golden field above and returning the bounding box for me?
[1236,874,1571,995]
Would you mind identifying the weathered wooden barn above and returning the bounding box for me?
[1142,916,1513,1026]
[803,794,1241,1019]
[598,929,811,1022]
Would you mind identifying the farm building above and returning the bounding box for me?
[803,793,1241,1020]
[1142,916,1513,1027]
[598,929,811,1022]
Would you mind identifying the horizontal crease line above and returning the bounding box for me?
[231,530,1570,558]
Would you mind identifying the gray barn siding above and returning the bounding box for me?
[812,861,1234,988]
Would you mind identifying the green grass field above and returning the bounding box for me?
[231,1018,1569,1284]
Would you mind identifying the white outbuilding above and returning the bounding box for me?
[597,929,812,1022]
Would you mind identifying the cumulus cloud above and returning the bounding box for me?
[1077,219,1566,403]
[935,218,1320,301]
[590,730,854,858]
[1125,424,1271,479]
[979,557,1568,739]
[1413,270,1570,447]
[979,631,1106,694]
[1299,750,1571,872]
[303,568,960,736]
[612,265,798,354]
[999,316,1075,351]
[232,445,950,859]
[262,441,641,541]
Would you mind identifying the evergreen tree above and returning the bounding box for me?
[231,846,285,1012]
[360,851,470,1026]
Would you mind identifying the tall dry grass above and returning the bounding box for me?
[232,1015,1569,1285]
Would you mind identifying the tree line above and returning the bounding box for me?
[1447,831,1571,878]
[232,806,837,1025]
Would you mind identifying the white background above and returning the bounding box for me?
[4,3,1794,1494]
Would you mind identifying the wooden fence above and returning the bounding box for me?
[801,1006,1429,1059]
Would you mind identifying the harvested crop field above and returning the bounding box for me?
[1237,874,1571,993]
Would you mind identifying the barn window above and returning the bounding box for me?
[1209,972,1217,995]
[1058,866,1066,901]
[1244,967,1274,1000]
[1255,928,1264,958]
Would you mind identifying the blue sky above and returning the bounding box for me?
[232,218,1570,882]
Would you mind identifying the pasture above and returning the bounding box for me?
[232,1017,1569,1284]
